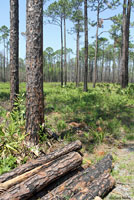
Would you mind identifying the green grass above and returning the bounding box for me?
[1,82,134,139]
[0,82,134,173]
[43,82,134,140]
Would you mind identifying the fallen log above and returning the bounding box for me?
[70,173,115,200]
[0,151,82,200]
[0,140,82,183]
[0,160,53,192]
[39,154,114,200]
[32,166,84,200]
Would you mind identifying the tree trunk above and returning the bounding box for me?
[84,0,88,91]
[79,60,81,82]
[61,16,63,87]
[2,55,4,81]
[64,16,67,86]
[40,154,114,200]
[0,152,82,200]
[76,21,80,87]
[89,60,92,83]
[121,0,127,88]
[10,0,19,109]
[0,54,3,81]
[3,39,6,82]
[108,60,111,82]
[131,59,134,82]
[0,140,82,183]
[93,3,99,88]
[112,45,116,83]
[26,0,44,145]
[6,42,9,68]
[125,0,131,87]
[118,48,121,83]
[101,43,104,82]
[68,53,71,82]
[48,58,50,82]
[70,173,115,200]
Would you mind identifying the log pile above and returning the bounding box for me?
[0,140,116,200]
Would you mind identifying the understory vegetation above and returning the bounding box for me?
[0,82,134,174]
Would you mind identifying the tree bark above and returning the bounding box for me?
[118,48,121,83]
[6,41,9,68]
[108,60,111,82]
[89,60,93,82]
[3,39,6,82]
[131,59,134,82]
[121,0,127,88]
[61,16,64,87]
[84,0,88,91]
[10,0,19,109]
[76,21,80,87]
[70,173,115,200]
[26,0,44,145]
[0,140,82,183]
[48,56,50,82]
[125,0,131,87]
[101,43,104,82]
[0,152,82,200]
[40,154,113,200]
[0,54,2,80]
[64,16,67,85]
[112,44,116,83]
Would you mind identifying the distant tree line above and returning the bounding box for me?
[0,0,133,89]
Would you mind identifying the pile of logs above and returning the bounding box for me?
[0,140,115,200]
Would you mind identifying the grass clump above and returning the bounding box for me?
[0,93,29,174]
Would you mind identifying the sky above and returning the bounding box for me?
[0,0,133,60]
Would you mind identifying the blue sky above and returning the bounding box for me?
[0,0,133,59]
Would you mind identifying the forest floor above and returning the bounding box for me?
[105,141,134,200]
[0,82,134,199]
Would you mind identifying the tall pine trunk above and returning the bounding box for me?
[84,0,88,92]
[0,54,2,80]
[118,48,121,83]
[3,39,6,82]
[121,0,131,88]
[10,0,19,109]
[76,21,80,87]
[89,60,93,82]
[108,60,111,82]
[112,45,115,83]
[64,16,67,85]
[7,42,9,68]
[101,43,104,82]
[61,17,63,87]
[125,0,131,86]
[26,0,44,145]
[121,0,127,88]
